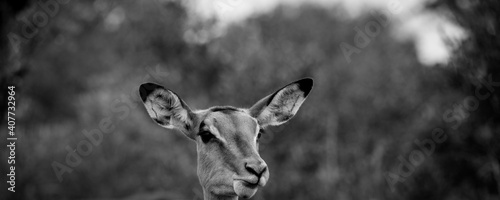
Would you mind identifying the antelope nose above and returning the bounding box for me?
[245,161,267,177]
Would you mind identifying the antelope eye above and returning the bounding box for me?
[199,131,214,143]
[257,129,263,140]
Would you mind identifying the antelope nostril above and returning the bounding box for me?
[245,162,267,177]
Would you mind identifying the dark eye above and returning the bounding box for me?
[257,129,263,141]
[199,131,214,143]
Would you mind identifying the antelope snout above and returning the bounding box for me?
[244,159,267,178]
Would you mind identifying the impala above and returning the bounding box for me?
[139,78,313,200]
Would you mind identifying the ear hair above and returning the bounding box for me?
[139,83,196,138]
[249,78,313,127]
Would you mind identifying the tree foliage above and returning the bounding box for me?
[1,0,498,199]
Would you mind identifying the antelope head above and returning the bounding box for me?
[139,78,313,199]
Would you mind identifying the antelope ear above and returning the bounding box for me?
[248,78,313,127]
[139,83,196,138]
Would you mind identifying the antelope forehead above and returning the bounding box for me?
[208,111,259,138]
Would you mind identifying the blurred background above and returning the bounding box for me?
[0,0,499,199]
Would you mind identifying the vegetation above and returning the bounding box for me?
[1,0,498,199]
